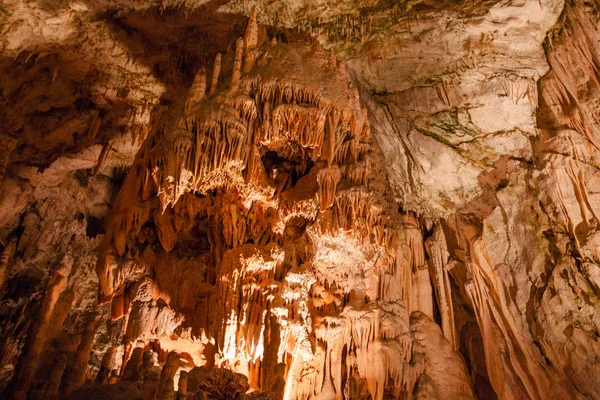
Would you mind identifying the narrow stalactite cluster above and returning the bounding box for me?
[84,13,473,400]
[3,0,600,399]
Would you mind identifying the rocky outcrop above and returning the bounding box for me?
[0,0,600,399]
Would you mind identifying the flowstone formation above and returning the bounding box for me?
[2,0,600,399]
[91,15,472,400]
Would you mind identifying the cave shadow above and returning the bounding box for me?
[79,0,313,102]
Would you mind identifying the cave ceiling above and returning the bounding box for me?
[1,0,600,399]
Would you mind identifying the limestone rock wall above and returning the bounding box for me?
[0,0,599,399]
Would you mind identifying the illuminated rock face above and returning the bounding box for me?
[1,0,600,399]
[93,19,473,399]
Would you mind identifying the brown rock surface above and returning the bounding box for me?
[0,0,599,399]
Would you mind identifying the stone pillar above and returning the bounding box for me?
[122,346,144,381]
[42,354,67,396]
[176,370,188,400]
[9,255,73,400]
[155,351,180,400]
[95,346,116,385]
[62,315,97,395]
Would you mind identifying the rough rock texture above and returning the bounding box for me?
[0,0,600,399]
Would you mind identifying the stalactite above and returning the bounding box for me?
[87,110,102,142]
[91,32,450,400]
[425,226,457,349]
[412,267,433,319]
[317,166,341,211]
[93,141,114,175]
[269,104,327,153]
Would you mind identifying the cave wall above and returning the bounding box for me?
[0,0,599,399]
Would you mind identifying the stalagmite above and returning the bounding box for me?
[209,54,221,95]
[155,351,181,400]
[95,347,116,385]
[62,316,97,396]
[108,370,120,384]
[176,370,188,400]
[9,254,73,400]
[186,69,207,113]
[243,8,258,73]
[141,351,161,400]
[230,38,245,95]
[122,346,144,381]
[42,354,67,396]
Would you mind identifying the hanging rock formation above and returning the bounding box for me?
[0,0,599,399]
[92,20,470,399]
